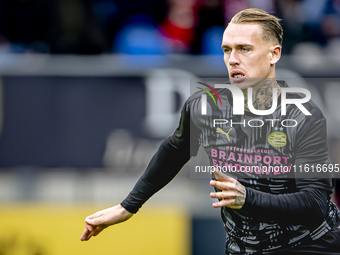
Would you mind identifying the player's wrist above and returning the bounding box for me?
[118,204,134,216]
[239,187,252,210]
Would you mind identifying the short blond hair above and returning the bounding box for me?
[230,8,283,45]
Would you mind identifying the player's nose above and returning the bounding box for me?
[228,50,240,66]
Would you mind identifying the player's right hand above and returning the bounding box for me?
[80,204,133,241]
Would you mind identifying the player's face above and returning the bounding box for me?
[221,23,281,90]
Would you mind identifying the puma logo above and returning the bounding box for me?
[216,127,233,142]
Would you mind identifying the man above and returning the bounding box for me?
[80,8,340,254]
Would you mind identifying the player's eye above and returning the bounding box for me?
[223,48,231,53]
[241,47,249,52]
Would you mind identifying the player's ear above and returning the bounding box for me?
[270,45,281,65]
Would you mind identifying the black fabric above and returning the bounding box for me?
[273,222,340,254]
[243,187,328,226]
[121,103,196,213]
[120,137,191,213]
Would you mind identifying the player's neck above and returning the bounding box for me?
[243,79,281,112]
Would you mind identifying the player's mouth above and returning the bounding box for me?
[230,71,245,82]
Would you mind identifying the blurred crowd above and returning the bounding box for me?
[0,0,339,55]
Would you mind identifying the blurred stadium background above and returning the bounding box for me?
[0,0,340,254]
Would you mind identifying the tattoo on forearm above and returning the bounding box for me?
[234,181,246,207]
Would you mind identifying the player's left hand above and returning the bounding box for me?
[209,168,246,209]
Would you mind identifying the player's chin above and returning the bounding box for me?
[230,81,251,91]
[230,77,265,90]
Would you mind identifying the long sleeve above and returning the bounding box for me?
[242,116,333,226]
[243,182,329,226]
[121,100,200,213]
[120,137,191,213]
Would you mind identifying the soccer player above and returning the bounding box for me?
[80,8,340,254]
